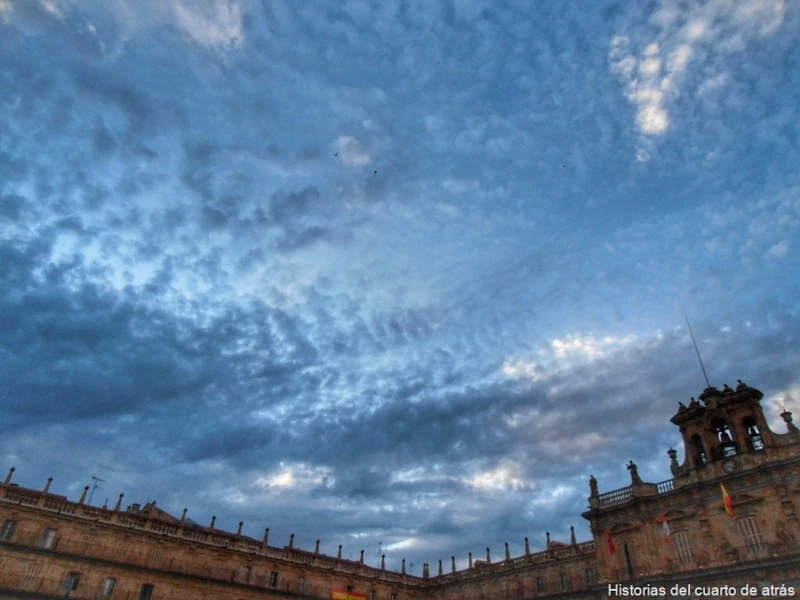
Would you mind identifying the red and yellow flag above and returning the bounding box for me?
[605,528,616,556]
[659,513,672,543]
[721,482,734,518]
[333,592,367,600]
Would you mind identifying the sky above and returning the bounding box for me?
[1,0,799,573]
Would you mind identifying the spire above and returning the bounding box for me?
[237,521,243,536]
[401,558,406,574]
[43,477,53,494]
[337,544,342,559]
[210,515,216,529]
[263,528,270,547]
[113,493,124,512]
[78,486,89,505]
[570,526,576,545]
[438,559,443,575]
[314,540,320,554]
[524,537,530,555]
[486,547,491,563]
[3,467,14,486]
[505,542,510,561]
[451,555,456,573]
[382,554,386,570]
[180,508,187,526]
[468,551,473,568]
[289,533,295,549]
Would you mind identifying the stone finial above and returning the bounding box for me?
[314,539,320,554]
[486,547,491,563]
[43,477,53,494]
[180,508,187,525]
[113,493,124,512]
[401,558,406,574]
[505,542,510,561]
[237,521,243,536]
[570,526,576,545]
[546,532,551,548]
[78,486,89,505]
[736,379,747,389]
[423,563,429,578]
[3,467,14,486]
[589,474,598,497]
[438,559,442,575]
[451,555,456,573]
[382,554,386,570]
[210,515,216,529]
[337,544,342,559]
[263,528,270,546]
[359,549,364,564]
[468,551,473,568]
[525,537,530,555]
[289,533,295,549]
[627,460,643,485]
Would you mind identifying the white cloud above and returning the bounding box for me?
[170,0,243,51]
[768,241,788,257]
[465,465,526,492]
[335,136,372,167]
[549,333,637,360]
[501,359,541,382]
[610,0,786,147]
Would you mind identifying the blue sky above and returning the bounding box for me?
[1,0,799,571]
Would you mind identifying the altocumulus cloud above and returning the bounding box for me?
[0,0,799,569]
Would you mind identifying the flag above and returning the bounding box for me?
[721,483,734,518]
[332,592,367,600]
[605,528,616,556]
[659,513,671,543]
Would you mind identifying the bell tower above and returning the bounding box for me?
[668,380,800,482]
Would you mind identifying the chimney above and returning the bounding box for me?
[401,558,406,574]
[438,559,442,575]
[381,554,386,570]
[468,551,473,568]
[451,555,456,573]
[524,537,530,555]
[486,547,491,563]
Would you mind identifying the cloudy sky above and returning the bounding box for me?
[1,0,799,572]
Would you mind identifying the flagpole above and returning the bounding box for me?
[685,315,711,388]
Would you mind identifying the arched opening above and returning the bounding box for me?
[743,416,765,452]
[690,434,707,467]
[710,417,738,460]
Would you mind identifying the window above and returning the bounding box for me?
[299,578,306,593]
[560,572,570,591]
[101,578,116,596]
[673,531,694,564]
[390,595,397,600]
[0,520,17,541]
[369,591,375,600]
[64,573,81,593]
[536,577,546,594]
[22,565,42,588]
[150,547,164,563]
[40,527,57,549]
[347,586,354,592]
[739,517,766,553]
[235,566,253,583]
[174,591,187,600]
[79,534,94,552]
[117,541,131,557]
[585,568,597,585]
[139,584,154,600]
[268,571,279,588]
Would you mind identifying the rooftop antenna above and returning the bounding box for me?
[685,315,711,388]
[87,475,105,506]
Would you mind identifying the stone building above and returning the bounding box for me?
[1,380,799,599]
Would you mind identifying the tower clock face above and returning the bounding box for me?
[723,460,736,473]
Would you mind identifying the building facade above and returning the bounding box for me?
[1,380,799,599]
